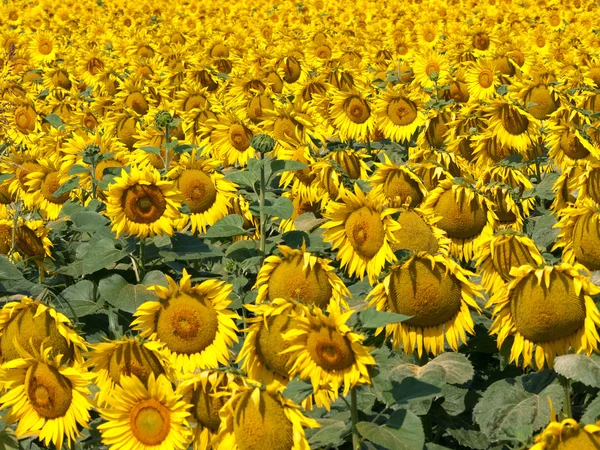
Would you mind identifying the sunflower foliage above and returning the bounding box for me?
[5,0,600,450]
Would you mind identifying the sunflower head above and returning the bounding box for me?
[553,201,600,271]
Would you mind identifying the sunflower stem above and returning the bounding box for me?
[164,126,170,172]
[351,387,360,450]
[560,375,572,418]
[259,154,266,262]
[531,141,542,184]
[139,237,146,281]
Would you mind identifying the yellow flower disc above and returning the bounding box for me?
[125,91,149,115]
[491,238,540,281]
[192,387,225,431]
[525,85,558,120]
[247,95,274,122]
[425,61,440,77]
[572,213,600,270]
[0,224,11,254]
[1,307,73,361]
[306,326,356,371]
[183,94,208,112]
[210,43,229,58]
[387,98,418,126]
[433,190,487,239]
[391,211,439,253]
[156,293,219,354]
[26,362,72,419]
[267,256,332,307]
[41,172,70,204]
[37,39,53,55]
[129,398,171,446]
[584,168,600,204]
[478,69,494,88]
[511,271,585,343]
[255,314,294,377]
[233,390,293,450]
[229,123,252,151]
[560,130,590,160]
[387,259,462,327]
[344,206,385,258]
[472,32,490,50]
[108,341,165,384]
[500,105,529,135]
[178,169,217,214]
[383,171,423,207]
[14,105,37,132]
[122,184,167,224]
[51,69,71,90]
[274,117,298,141]
[343,96,371,124]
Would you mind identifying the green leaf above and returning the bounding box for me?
[418,353,475,385]
[69,211,109,232]
[224,170,259,189]
[68,164,90,176]
[59,280,100,317]
[0,427,19,450]
[225,240,259,261]
[81,237,130,275]
[308,419,348,448]
[530,213,558,251]
[173,143,197,154]
[293,212,327,232]
[98,274,128,304]
[139,145,162,155]
[473,371,563,443]
[386,377,442,404]
[204,215,248,238]
[360,308,412,328]
[447,429,490,450]
[99,271,166,313]
[357,409,424,450]
[0,256,24,281]
[142,270,168,287]
[110,284,157,313]
[282,378,313,404]
[554,354,600,388]
[263,196,294,219]
[43,113,64,129]
[269,159,307,177]
[523,172,559,200]
[582,394,600,424]
[53,176,80,197]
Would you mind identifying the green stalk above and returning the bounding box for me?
[164,125,170,172]
[560,375,572,418]
[90,158,97,199]
[139,237,146,281]
[351,387,360,450]
[259,153,266,262]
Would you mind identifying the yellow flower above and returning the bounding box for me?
[98,374,192,450]
[329,89,376,142]
[465,59,499,101]
[369,155,428,208]
[484,98,539,153]
[367,252,482,357]
[375,85,426,143]
[131,269,239,374]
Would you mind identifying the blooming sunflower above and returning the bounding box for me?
[23,155,71,220]
[0,295,87,364]
[546,120,598,170]
[421,178,497,262]
[578,162,600,206]
[487,263,600,370]
[412,49,450,89]
[369,156,428,208]
[11,219,53,273]
[484,98,539,153]
[475,232,545,294]
[0,346,93,450]
[329,89,376,142]
[530,411,600,450]
[168,152,237,234]
[254,244,350,307]
[86,336,173,406]
[105,166,183,238]
[237,298,300,386]
[177,370,238,450]
[131,269,239,374]
[390,207,451,256]
[214,382,319,450]
[464,58,499,101]
[98,374,192,450]
[207,111,256,167]
[375,85,426,143]
[282,299,376,402]
[321,184,401,284]
[553,200,600,271]
[28,32,58,65]
[367,252,482,357]
[327,149,370,181]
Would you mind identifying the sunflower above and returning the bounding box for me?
[369,156,428,208]
[105,166,183,238]
[484,98,539,153]
[329,89,376,142]
[23,155,71,220]
[177,370,238,450]
[237,298,300,386]
[207,111,256,167]
[282,299,375,401]
[367,252,482,357]
[131,269,239,374]
[475,232,545,294]
[390,207,451,256]
[12,220,53,275]
[546,120,598,170]
[412,49,450,89]
[86,336,174,406]
[578,162,600,205]
[375,85,426,143]
[98,374,192,450]
[530,412,600,450]
[214,382,319,450]
[254,244,350,307]
[321,184,401,284]
[0,296,87,364]
[0,346,93,450]
[553,200,600,271]
[487,263,600,370]
[168,152,237,234]
[465,59,499,101]
[28,32,58,65]
[421,178,497,262]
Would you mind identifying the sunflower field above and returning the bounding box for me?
[5,0,600,449]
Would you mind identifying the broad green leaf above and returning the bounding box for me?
[111,284,157,313]
[139,145,162,155]
[440,385,468,416]
[69,211,109,232]
[293,212,327,232]
[530,213,558,251]
[98,274,128,304]
[53,176,80,198]
[0,427,19,450]
[523,172,559,200]
[204,214,248,238]
[418,353,475,385]
[581,394,600,424]
[81,237,130,275]
[224,170,259,189]
[360,308,412,328]
[308,419,348,448]
[554,354,600,388]
[282,378,313,404]
[0,256,24,281]
[68,164,89,176]
[269,159,307,178]
[59,280,100,318]
[386,377,441,404]
[99,271,165,313]
[447,429,490,450]
[225,240,259,261]
[357,409,424,450]
[142,270,168,287]
[44,113,64,129]
[473,371,563,443]
[263,196,294,219]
